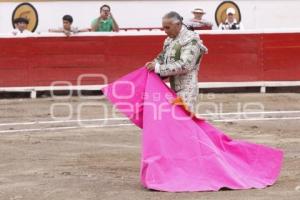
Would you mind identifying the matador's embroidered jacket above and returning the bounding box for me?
[154,27,208,113]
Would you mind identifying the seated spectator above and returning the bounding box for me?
[219,8,244,30]
[91,4,119,32]
[12,17,33,36]
[49,15,89,36]
[186,8,213,30]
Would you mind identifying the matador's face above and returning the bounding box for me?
[162,18,182,38]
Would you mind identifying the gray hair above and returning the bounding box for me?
[163,11,183,24]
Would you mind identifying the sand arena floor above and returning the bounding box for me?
[0,93,299,200]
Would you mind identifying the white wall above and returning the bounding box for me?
[0,0,299,33]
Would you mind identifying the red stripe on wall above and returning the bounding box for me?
[0,33,300,87]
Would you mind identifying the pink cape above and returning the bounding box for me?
[102,67,283,192]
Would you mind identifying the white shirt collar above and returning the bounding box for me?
[225,19,237,25]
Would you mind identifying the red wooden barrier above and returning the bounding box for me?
[0,32,300,87]
[262,33,300,81]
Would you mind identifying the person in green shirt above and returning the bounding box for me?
[91,4,119,32]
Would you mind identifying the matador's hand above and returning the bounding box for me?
[145,62,156,71]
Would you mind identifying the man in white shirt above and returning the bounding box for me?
[219,8,244,30]
[186,8,213,30]
[49,15,89,36]
[12,17,33,36]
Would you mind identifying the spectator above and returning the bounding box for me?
[186,8,213,30]
[49,15,89,36]
[12,17,33,36]
[219,8,244,30]
[91,4,119,32]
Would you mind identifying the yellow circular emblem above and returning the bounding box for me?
[215,1,241,26]
[12,3,39,32]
